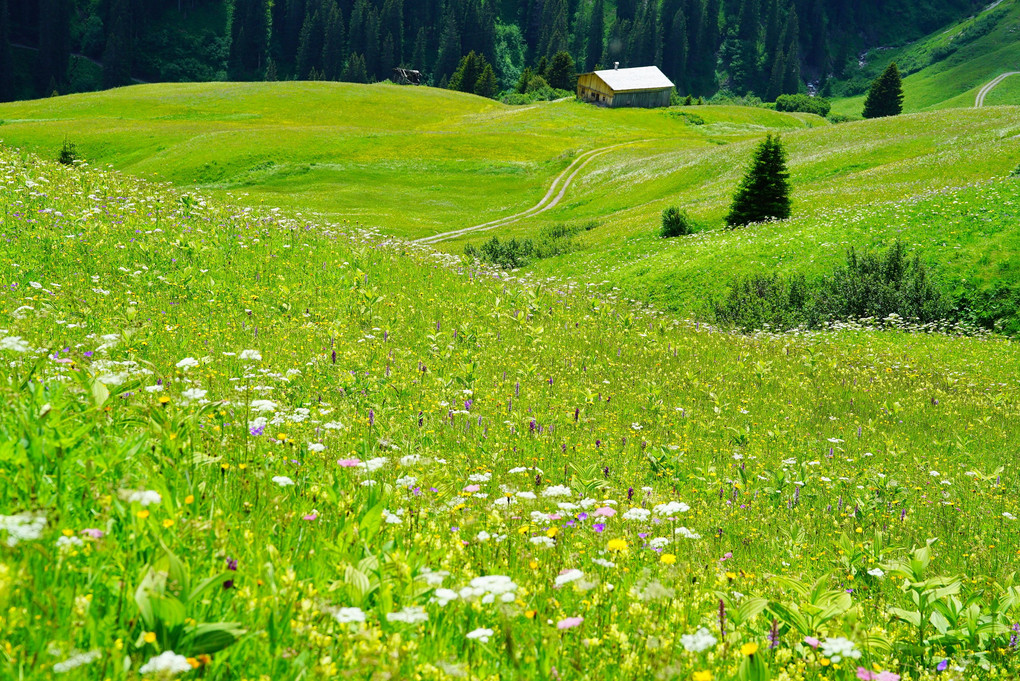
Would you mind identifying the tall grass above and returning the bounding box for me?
[2,147,1020,680]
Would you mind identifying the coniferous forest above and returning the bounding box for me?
[1,0,983,102]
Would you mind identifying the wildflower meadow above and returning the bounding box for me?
[2,147,1020,681]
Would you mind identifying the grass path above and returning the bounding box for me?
[414,140,650,244]
[975,71,1020,106]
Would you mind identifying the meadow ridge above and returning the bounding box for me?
[2,84,1020,331]
[3,136,1020,680]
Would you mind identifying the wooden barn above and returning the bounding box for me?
[576,65,674,108]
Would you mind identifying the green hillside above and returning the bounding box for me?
[3,82,1018,331]
[0,81,821,238]
[4,141,1020,681]
[830,0,1020,115]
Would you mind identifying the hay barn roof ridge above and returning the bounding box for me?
[590,66,674,92]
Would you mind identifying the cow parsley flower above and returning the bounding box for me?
[431,588,459,606]
[820,637,861,663]
[541,485,572,497]
[681,627,717,653]
[622,508,651,521]
[138,651,192,676]
[121,490,162,506]
[386,606,428,624]
[181,388,207,401]
[467,627,494,643]
[239,349,262,361]
[333,607,366,624]
[175,357,199,369]
[653,501,690,516]
[53,649,101,673]
[0,514,47,546]
[272,476,295,487]
[555,569,584,586]
[0,336,31,353]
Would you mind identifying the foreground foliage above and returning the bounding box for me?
[3,150,1020,680]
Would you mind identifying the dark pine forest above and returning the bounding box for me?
[0,0,983,102]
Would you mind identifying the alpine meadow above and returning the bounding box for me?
[2,1,1020,681]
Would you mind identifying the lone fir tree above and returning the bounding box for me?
[726,134,791,228]
[862,62,904,119]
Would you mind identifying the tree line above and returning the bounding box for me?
[2,0,979,102]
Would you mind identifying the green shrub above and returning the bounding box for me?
[714,273,812,331]
[57,139,78,166]
[464,236,535,269]
[819,241,951,323]
[775,93,831,117]
[826,112,853,124]
[664,110,705,125]
[714,241,952,331]
[660,206,696,238]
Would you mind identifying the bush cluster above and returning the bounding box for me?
[464,221,600,269]
[775,93,831,117]
[715,241,953,331]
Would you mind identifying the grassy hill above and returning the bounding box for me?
[3,143,1020,680]
[0,81,821,239]
[3,82,1018,332]
[830,0,1020,115]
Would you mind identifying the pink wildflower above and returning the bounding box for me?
[557,616,583,630]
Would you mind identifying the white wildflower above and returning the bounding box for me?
[467,628,494,643]
[138,651,192,676]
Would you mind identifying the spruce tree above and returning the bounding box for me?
[102,0,132,88]
[296,8,324,78]
[586,0,605,70]
[229,0,272,79]
[695,0,721,94]
[726,133,791,227]
[434,7,462,81]
[37,0,71,95]
[448,51,482,92]
[664,8,687,86]
[474,63,497,97]
[862,62,903,119]
[780,4,799,94]
[321,3,345,80]
[341,52,368,83]
[0,0,13,102]
[546,50,575,90]
[411,27,429,71]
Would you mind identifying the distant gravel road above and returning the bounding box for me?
[415,141,646,245]
[975,72,1020,107]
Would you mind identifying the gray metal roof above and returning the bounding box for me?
[592,66,674,92]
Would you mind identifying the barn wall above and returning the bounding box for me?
[577,73,672,108]
[609,89,671,108]
[576,73,614,105]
